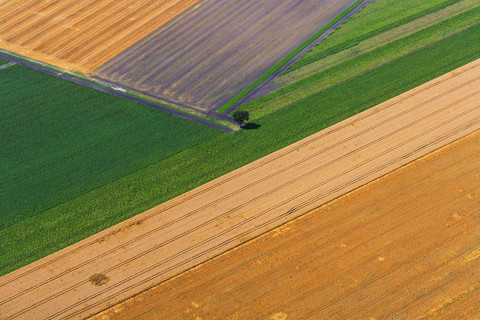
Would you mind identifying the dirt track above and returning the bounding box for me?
[1,59,480,320]
[0,53,235,133]
[92,129,480,320]
[0,0,201,73]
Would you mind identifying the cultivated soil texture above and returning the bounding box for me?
[92,129,480,320]
[0,0,202,73]
[94,0,358,112]
[1,58,480,320]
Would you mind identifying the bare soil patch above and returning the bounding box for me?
[95,0,358,111]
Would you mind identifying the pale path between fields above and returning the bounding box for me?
[0,62,15,70]
[2,58,480,320]
[275,0,480,87]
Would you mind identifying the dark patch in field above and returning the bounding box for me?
[242,123,261,130]
[95,0,357,112]
[97,220,143,243]
[89,273,110,286]
[243,84,279,104]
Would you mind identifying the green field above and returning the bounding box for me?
[0,64,221,230]
[239,0,479,119]
[288,0,463,70]
[278,0,479,86]
[2,22,479,276]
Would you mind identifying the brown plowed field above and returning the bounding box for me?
[95,0,358,111]
[92,129,480,320]
[1,59,480,320]
[0,0,201,73]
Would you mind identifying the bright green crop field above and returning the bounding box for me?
[2,21,479,276]
[0,64,221,230]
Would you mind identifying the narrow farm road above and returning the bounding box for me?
[0,61,15,69]
[223,0,372,113]
[0,52,235,133]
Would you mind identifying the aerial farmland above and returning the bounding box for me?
[0,0,203,72]
[1,0,480,319]
[94,129,480,319]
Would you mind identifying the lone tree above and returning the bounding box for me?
[231,110,250,127]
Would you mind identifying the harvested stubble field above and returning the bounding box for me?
[0,0,201,73]
[94,129,480,320]
[95,0,358,112]
[2,58,480,320]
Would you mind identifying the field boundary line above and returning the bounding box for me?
[4,82,480,306]
[277,0,480,86]
[3,59,480,320]
[0,61,15,69]
[0,52,235,133]
[134,173,480,318]
[218,0,370,114]
[5,81,480,319]
[257,20,480,119]
[283,0,466,74]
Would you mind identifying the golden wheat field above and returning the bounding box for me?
[0,0,201,73]
[92,130,480,320]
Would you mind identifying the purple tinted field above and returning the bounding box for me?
[95,0,357,112]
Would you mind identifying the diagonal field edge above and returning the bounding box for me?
[60,112,480,320]
[0,52,235,133]
[12,90,480,317]
[218,0,370,114]
[131,164,480,317]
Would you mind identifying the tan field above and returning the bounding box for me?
[0,0,201,73]
[1,58,480,319]
[92,129,480,320]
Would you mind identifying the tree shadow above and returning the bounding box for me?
[242,123,261,130]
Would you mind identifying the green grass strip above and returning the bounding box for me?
[216,0,365,114]
[2,24,479,276]
[278,0,479,85]
[287,0,463,72]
